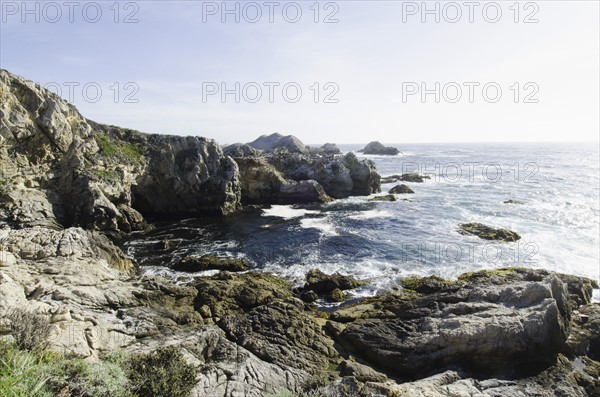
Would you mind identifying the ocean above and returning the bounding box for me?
[122,142,600,302]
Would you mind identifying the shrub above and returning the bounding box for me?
[127,346,196,397]
[45,356,132,397]
[5,309,53,352]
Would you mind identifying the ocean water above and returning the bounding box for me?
[122,143,600,300]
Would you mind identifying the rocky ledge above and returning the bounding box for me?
[1,229,599,396]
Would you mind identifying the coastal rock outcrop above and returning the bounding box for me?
[233,147,381,200]
[298,268,364,302]
[0,70,241,233]
[234,156,332,204]
[359,141,400,155]
[330,268,576,380]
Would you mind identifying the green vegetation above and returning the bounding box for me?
[45,356,132,397]
[94,133,145,165]
[0,345,53,397]
[4,309,53,352]
[458,268,520,282]
[127,346,196,397]
[400,275,458,294]
[0,341,197,397]
[91,168,120,183]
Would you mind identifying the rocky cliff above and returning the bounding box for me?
[0,70,242,234]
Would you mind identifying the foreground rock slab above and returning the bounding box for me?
[330,268,583,380]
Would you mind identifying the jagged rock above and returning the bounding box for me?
[222,142,262,157]
[359,141,400,156]
[193,272,293,318]
[172,255,248,273]
[389,184,414,194]
[248,133,308,154]
[0,70,241,232]
[234,157,332,204]
[302,268,363,302]
[343,153,381,196]
[218,300,340,372]
[131,133,241,217]
[265,151,380,199]
[459,222,521,242]
[279,180,333,204]
[334,268,576,379]
[566,303,600,360]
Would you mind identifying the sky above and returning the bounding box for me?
[1,0,599,144]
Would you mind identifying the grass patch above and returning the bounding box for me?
[0,344,53,397]
[91,168,120,183]
[95,133,145,165]
[400,275,458,294]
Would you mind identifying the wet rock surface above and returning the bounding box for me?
[459,222,521,241]
[389,184,415,194]
[172,255,249,273]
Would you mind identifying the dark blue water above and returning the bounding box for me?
[123,143,600,299]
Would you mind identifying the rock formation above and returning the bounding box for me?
[0,70,240,235]
[459,222,521,242]
[359,141,400,155]
[247,132,308,154]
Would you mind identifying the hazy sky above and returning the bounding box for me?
[1,1,599,144]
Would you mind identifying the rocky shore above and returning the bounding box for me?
[1,69,599,397]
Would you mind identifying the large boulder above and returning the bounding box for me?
[359,141,400,155]
[131,133,241,217]
[234,157,331,204]
[332,268,576,379]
